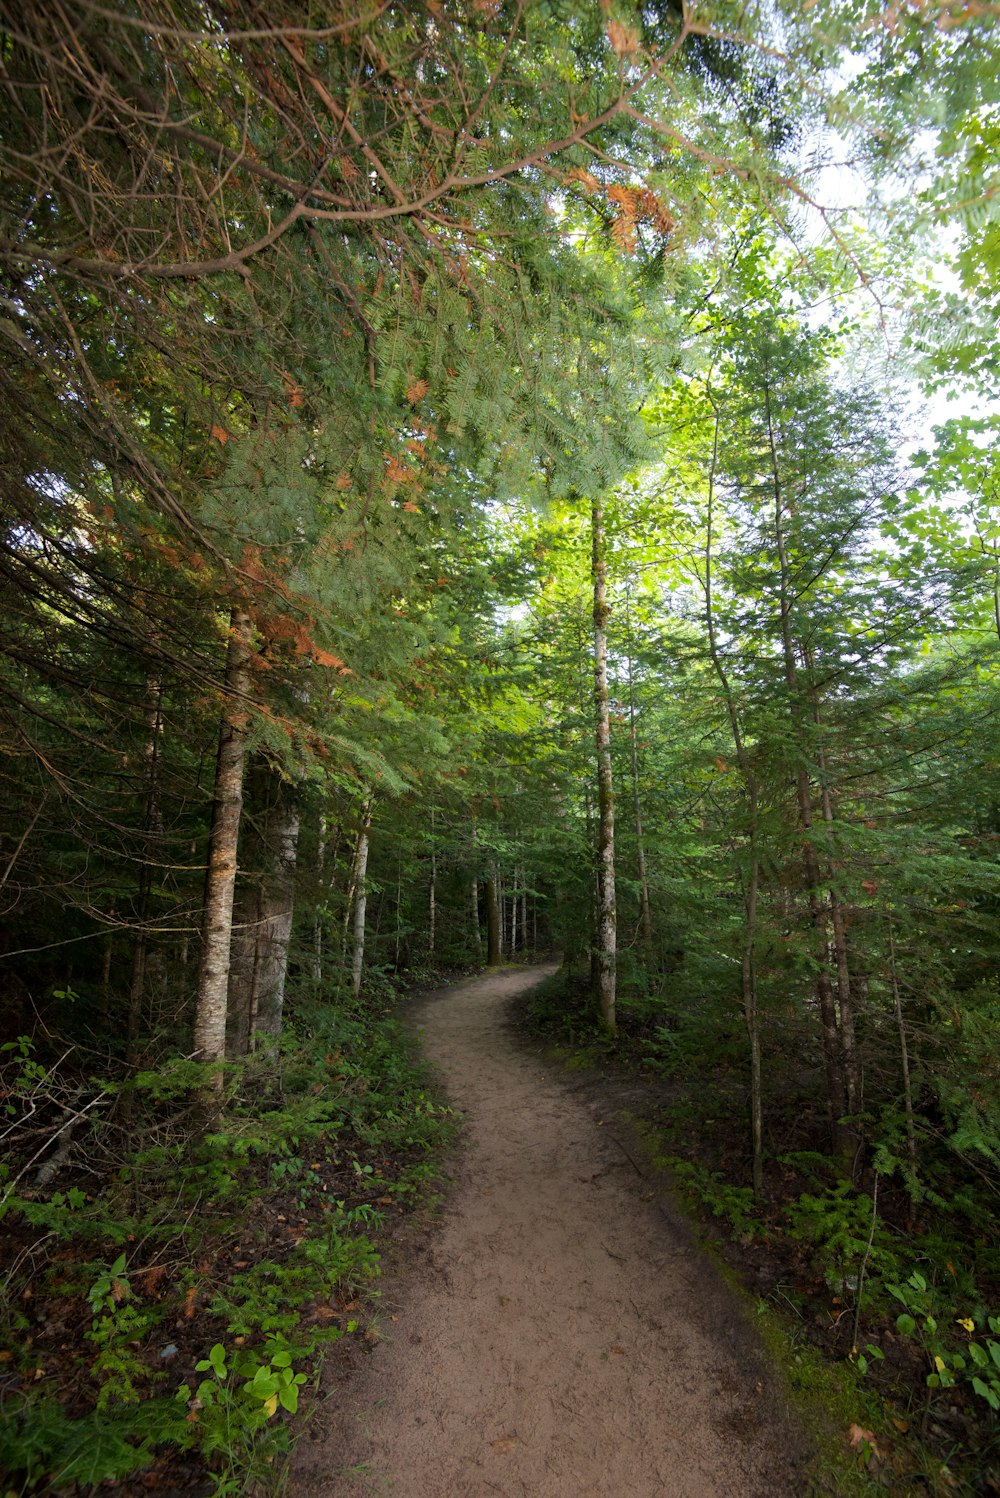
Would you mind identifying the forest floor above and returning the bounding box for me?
[291,963,817,1498]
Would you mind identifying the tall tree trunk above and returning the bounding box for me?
[485,872,501,966]
[193,609,253,1088]
[350,797,373,999]
[469,820,482,961]
[592,495,616,1033]
[226,756,266,1060]
[510,875,518,955]
[624,591,653,948]
[520,877,528,958]
[340,794,365,961]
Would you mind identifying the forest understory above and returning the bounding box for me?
[0,973,462,1496]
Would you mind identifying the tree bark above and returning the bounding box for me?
[592,494,617,1033]
[310,811,329,987]
[428,808,436,959]
[193,608,253,1087]
[471,875,481,959]
[624,590,653,948]
[469,820,482,961]
[252,774,300,1042]
[351,797,373,999]
[485,872,501,966]
[226,756,266,1061]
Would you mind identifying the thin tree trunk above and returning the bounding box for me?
[485,872,501,966]
[193,609,253,1089]
[470,820,482,961]
[471,876,481,959]
[888,916,918,1224]
[592,494,616,1033]
[429,809,436,960]
[499,876,506,956]
[520,877,528,958]
[341,796,365,961]
[252,775,300,1043]
[351,797,373,999]
[624,591,653,948]
[510,874,518,955]
[311,811,327,986]
[226,756,266,1060]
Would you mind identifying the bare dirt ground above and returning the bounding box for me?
[292,964,812,1497]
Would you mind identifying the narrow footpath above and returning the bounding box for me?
[293,965,811,1497]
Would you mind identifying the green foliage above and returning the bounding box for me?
[784,1184,900,1299]
[666,1159,763,1241]
[888,1269,1000,1417]
[0,1395,193,1492]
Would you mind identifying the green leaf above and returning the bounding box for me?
[973,1377,1000,1410]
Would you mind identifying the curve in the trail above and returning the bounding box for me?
[294,965,809,1498]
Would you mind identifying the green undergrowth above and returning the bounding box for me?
[519,965,1000,1495]
[0,987,457,1495]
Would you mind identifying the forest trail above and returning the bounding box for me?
[293,965,810,1497]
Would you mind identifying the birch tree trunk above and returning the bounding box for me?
[193,608,253,1085]
[351,797,373,999]
[471,876,481,959]
[310,812,329,987]
[226,755,269,1059]
[592,495,616,1033]
[252,776,300,1042]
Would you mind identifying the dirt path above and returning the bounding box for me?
[293,965,811,1497]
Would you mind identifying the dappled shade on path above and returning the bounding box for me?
[294,966,809,1497]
